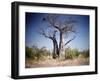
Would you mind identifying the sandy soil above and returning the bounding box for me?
[25,57,89,68]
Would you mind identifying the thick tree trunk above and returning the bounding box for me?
[52,39,59,59]
[59,33,65,60]
[54,39,59,57]
[52,41,57,59]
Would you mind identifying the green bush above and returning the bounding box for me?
[26,47,33,58]
[65,48,79,59]
[26,47,37,59]
[36,47,51,60]
[81,49,89,58]
[26,46,51,60]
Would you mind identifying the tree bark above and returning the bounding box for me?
[52,38,59,59]
[59,32,65,60]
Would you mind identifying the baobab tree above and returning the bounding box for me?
[42,15,77,59]
[39,27,59,59]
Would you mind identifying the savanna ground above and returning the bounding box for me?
[25,47,89,68]
[26,56,89,68]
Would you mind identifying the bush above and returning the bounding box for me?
[65,47,79,59]
[26,47,38,59]
[26,46,51,60]
[81,49,89,58]
[36,47,51,60]
[26,47,33,58]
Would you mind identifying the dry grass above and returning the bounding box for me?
[25,56,89,68]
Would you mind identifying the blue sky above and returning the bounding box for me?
[25,12,89,51]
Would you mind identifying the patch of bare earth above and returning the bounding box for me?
[26,56,89,68]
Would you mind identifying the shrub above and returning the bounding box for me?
[81,49,89,58]
[26,46,51,60]
[26,47,34,59]
[36,47,51,60]
[65,47,79,59]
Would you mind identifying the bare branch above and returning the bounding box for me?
[63,24,77,33]
[61,17,77,33]
[38,27,58,41]
[64,36,76,46]
[42,15,61,31]
[38,27,51,39]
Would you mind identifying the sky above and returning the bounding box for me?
[25,12,89,51]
